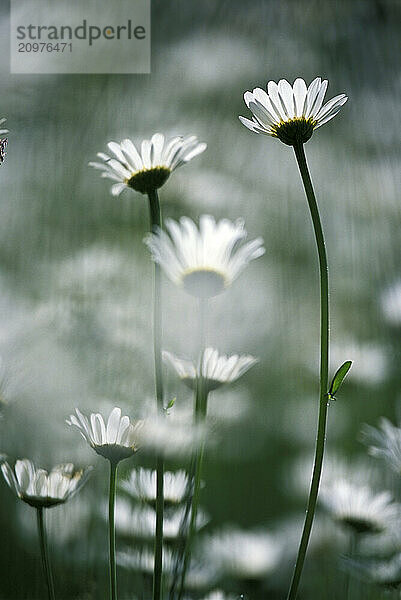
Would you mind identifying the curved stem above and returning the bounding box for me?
[36,507,56,600]
[108,460,118,600]
[286,142,330,600]
[147,188,164,600]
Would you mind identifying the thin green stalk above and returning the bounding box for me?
[177,383,208,600]
[286,141,330,600]
[176,299,208,600]
[168,392,197,600]
[108,460,118,600]
[147,188,164,600]
[346,531,358,600]
[36,507,56,600]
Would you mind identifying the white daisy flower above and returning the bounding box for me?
[1,458,91,509]
[320,479,401,534]
[361,418,401,475]
[0,117,8,136]
[120,467,188,506]
[89,133,206,196]
[239,77,348,145]
[66,406,143,464]
[203,528,282,579]
[163,347,258,391]
[145,215,265,298]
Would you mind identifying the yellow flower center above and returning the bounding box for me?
[126,166,171,194]
[271,116,317,146]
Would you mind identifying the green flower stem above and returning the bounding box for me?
[286,141,330,600]
[36,507,55,600]
[177,382,208,600]
[346,531,357,600]
[108,460,118,600]
[147,188,164,600]
[177,298,208,600]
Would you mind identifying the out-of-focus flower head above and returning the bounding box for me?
[1,459,91,509]
[163,347,258,392]
[145,215,265,298]
[343,553,401,590]
[361,418,401,475]
[320,479,401,535]
[120,467,188,507]
[202,527,282,580]
[118,547,216,589]
[113,498,208,541]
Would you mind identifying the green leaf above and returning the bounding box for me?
[329,361,352,397]
[165,397,176,411]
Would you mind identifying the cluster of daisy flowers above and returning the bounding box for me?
[114,466,211,586]
[315,433,401,591]
[88,120,270,598]
[0,76,353,599]
[1,405,144,508]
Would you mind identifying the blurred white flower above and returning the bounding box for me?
[343,553,401,589]
[202,528,282,580]
[240,77,347,145]
[89,133,206,196]
[118,546,173,572]
[66,406,143,463]
[274,514,346,562]
[114,498,208,540]
[0,117,8,136]
[359,515,401,557]
[201,590,236,600]
[320,479,400,534]
[1,458,91,509]
[139,408,204,457]
[381,281,401,325]
[286,452,380,500]
[145,215,265,298]
[120,467,188,506]
[118,547,216,588]
[163,347,258,391]
[361,418,401,475]
[330,339,387,385]
[0,357,11,411]
[207,387,251,425]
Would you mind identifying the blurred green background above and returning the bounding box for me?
[0,0,400,598]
